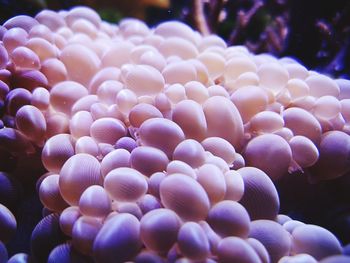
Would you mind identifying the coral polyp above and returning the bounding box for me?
[0,5,350,262]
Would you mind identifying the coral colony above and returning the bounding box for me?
[0,5,350,263]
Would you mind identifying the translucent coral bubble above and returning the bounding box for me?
[201,137,236,165]
[154,93,171,114]
[154,21,197,44]
[125,64,165,96]
[159,37,198,60]
[289,135,319,169]
[26,37,57,62]
[249,220,291,263]
[96,80,123,105]
[45,113,69,138]
[198,51,225,80]
[310,130,350,181]
[56,26,73,40]
[115,89,138,114]
[203,96,244,151]
[224,56,257,82]
[11,46,40,70]
[137,194,162,215]
[162,61,197,85]
[292,224,342,261]
[41,133,75,173]
[60,44,100,86]
[306,74,340,98]
[119,18,150,37]
[93,213,142,263]
[0,203,17,243]
[246,238,270,263]
[148,172,165,199]
[166,160,196,178]
[160,173,210,221]
[130,146,169,176]
[69,111,93,139]
[104,167,148,202]
[101,42,134,68]
[3,15,39,32]
[12,69,48,92]
[115,136,137,152]
[248,111,285,135]
[208,200,250,238]
[224,170,244,201]
[139,117,185,158]
[71,19,97,39]
[244,133,292,181]
[79,185,111,218]
[3,27,28,53]
[90,117,126,145]
[188,58,210,84]
[139,50,166,71]
[72,216,102,256]
[28,24,53,41]
[52,33,67,49]
[283,220,305,234]
[39,173,68,212]
[71,95,98,114]
[173,139,206,168]
[59,206,81,237]
[172,99,207,141]
[341,99,350,122]
[217,237,261,263]
[50,81,88,116]
[286,78,309,99]
[65,6,101,29]
[238,167,279,220]
[140,208,181,253]
[184,81,209,104]
[89,67,121,95]
[283,107,322,143]
[35,10,66,31]
[129,103,163,128]
[207,85,229,98]
[313,95,341,119]
[75,136,100,157]
[164,83,186,104]
[337,78,350,100]
[177,221,210,261]
[199,34,227,51]
[15,105,46,145]
[100,148,130,177]
[0,44,9,69]
[31,87,50,111]
[59,153,102,205]
[230,85,268,123]
[205,154,230,173]
[196,163,226,204]
[234,72,260,90]
[258,62,289,94]
[283,62,309,80]
[89,102,108,120]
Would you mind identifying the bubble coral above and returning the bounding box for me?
[0,5,349,262]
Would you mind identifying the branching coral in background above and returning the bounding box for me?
[190,0,289,55]
[188,0,349,78]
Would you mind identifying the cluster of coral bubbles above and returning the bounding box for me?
[0,5,350,263]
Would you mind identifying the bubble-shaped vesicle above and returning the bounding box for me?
[59,153,102,205]
[1,7,349,262]
[159,173,210,221]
